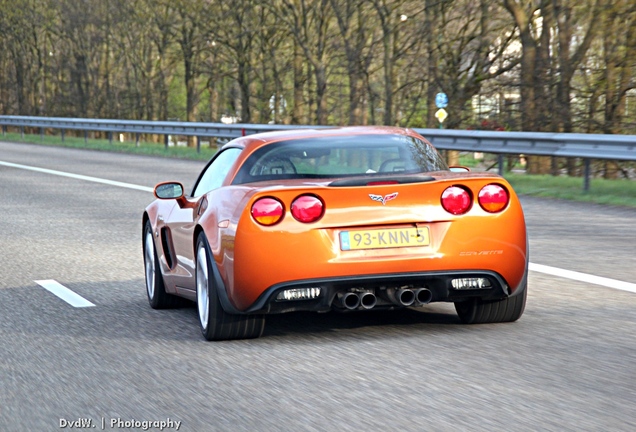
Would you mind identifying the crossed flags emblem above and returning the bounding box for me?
[369,192,398,205]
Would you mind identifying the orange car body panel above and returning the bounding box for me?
[223,175,526,310]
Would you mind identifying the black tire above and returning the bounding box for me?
[195,233,265,341]
[143,221,180,309]
[454,281,527,324]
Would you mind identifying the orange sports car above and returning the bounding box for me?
[142,126,527,341]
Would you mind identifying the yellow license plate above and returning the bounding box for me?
[339,227,430,251]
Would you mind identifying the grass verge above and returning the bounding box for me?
[505,173,636,208]
[0,131,217,161]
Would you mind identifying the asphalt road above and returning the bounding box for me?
[1,141,635,432]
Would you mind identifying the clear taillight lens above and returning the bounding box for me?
[291,195,324,223]
[251,197,284,226]
[478,184,509,213]
[441,186,472,215]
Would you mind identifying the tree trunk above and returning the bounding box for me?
[208,78,218,122]
[184,54,197,146]
[382,25,394,126]
[292,39,304,124]
[314,64,328,125]
[425,0,438,128]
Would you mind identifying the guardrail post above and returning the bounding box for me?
[1,125,5,136]
[498,154,504,176]
[61,129,65,143]
[108,131,113,145]
[84,130,88,144]
[196,136,201,153]
[551,157,558,176]
[135,133,140,147]
[40,127,44,141]
[583,159,591,192]
[20,126,24,139]
[164,134,169,149]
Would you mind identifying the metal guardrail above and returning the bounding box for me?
[2,115,635,190]
[420,129,636,161]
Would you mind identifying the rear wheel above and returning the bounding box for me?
[455,282,527,324]
[196,233,265,341]
[143,221,179,309]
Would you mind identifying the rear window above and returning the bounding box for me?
[232,134,448,184]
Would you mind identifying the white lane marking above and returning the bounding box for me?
[4,159,635,295]
[0,160,153,192]
[530,263,636,294]
[35,280,96,308]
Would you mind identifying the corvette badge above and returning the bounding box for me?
[369,192,398,205]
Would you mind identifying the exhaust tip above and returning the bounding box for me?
[415,288,433,305]
[338,292,361,310]
[360,292,377,309]
[397,288,415,306]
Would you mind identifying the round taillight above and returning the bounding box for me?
[478,184,509,213]
[251,197,284,226]
[291,195,324,223]
[441,186,472,215]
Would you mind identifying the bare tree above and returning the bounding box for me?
[279,0,334,125]
[370,0,418,125]
[329,0,377,124]
[600,0,636,134]
[0,0,46,114]
[212,0,260,123]
[172,0,210,127]
[430,0,519,129]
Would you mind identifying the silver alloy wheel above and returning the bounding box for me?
[196,244,210,330]
[144,230,155,300]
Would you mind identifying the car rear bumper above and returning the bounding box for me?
[218,268,527,315]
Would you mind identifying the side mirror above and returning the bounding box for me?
[449,166,470,173]
[154,182,185,200]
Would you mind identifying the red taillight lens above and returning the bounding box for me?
[251,197,284,226]
[441,186,472,215]
[478,184,509,213]
[291,195,324,223]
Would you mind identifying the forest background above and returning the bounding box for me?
[1,0,635,175]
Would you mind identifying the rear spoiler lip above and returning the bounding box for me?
[329,175,435,187]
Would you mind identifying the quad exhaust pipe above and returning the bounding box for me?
[335,287,431,310]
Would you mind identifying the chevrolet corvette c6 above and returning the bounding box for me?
[142,127,528,341]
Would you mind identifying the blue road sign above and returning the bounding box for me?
[435,92,448,109]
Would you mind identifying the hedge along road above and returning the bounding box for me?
[1,140,635,432]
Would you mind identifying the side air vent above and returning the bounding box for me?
[160,227,175,269]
